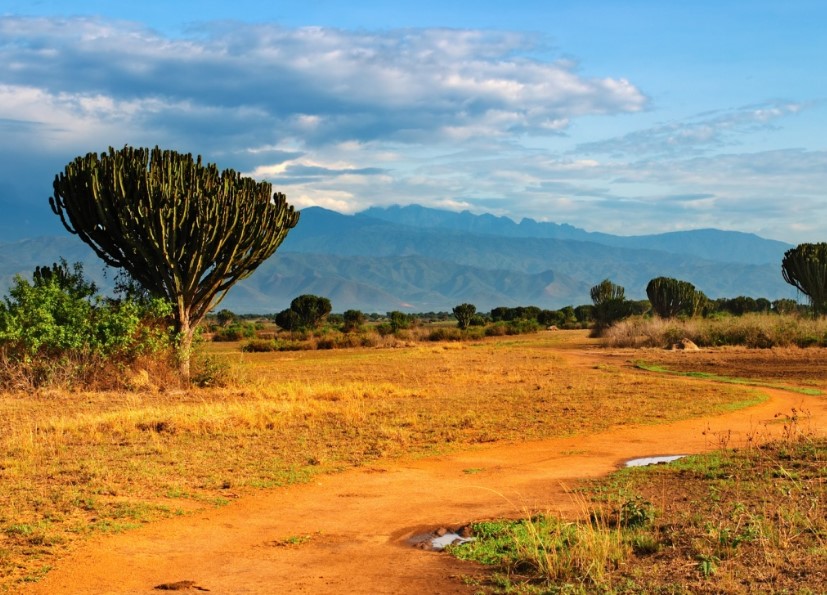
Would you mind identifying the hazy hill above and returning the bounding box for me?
[361,204,791,265]
[0,205,799,313]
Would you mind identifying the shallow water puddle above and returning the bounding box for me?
[625,455,686,467]
[409,527,475,551]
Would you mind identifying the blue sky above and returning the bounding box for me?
[0,0,824,243]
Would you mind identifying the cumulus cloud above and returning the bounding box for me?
[576,102,806,158]
[0,16,647,153]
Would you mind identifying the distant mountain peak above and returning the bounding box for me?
[354,204,790,265]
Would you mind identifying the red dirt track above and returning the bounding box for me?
[21,351,827,594]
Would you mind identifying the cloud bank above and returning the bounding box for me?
[0,17,646,151]
[0,15,823,244]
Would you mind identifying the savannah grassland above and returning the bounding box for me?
[0,329,825,592]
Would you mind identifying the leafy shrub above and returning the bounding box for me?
[428,327,463,342]
[315,337,337,349]
[619,497,656,528]
[315,333,366,349]
[506,318,541,335]
[428,327,486,342]
[359,334,379,348]
[386,311,414,332]
[241,339,306,352]
[0,262,173,388]
[211,322,256,341]
[241,339,277,352]
[376,322,394,337]
[190,355,230,388]
[342,309,366,332]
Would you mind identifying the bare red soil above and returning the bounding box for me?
[21,349,827,594]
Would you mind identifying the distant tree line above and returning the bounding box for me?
[9,235,822,387]
[249,240,827,344]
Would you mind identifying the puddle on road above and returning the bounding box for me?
[625,455,686,468]
[409,527,476,551]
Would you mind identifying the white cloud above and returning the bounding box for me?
[575,102,806,158]
[0,16,647,150]
[0,84,152,149]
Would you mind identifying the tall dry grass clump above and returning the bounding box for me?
[603,314,827,348]
[451,500,638,591]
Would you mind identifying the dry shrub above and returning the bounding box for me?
[485,322,510,337]
[428,327,463,341]
[602,317,693,348]
[604,314,827,348]
[315,333,368,349]
[241,339,307,353]
[0,349,179,392]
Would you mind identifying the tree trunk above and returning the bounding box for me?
[177,315,193,384]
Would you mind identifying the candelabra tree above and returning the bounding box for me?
[590,278,630,332]
[646,277,705,319]
[781,242,827,317]
[50,146,299,381]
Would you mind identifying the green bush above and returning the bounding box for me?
[0,262,173,388]
[376,322,394,337]
[211,322,256,342]
[316,333,367,349]
[241,339,277,352]
[506,318,541,335]
[386,311,414,332]
[241,339,306,352]
[342,309,366,332]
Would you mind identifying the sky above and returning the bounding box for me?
[0,0,825,243]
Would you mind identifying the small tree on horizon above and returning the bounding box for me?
[772,298,801,315]
[452,303,477,330]
[387,311,413,332]
[590,278,630,333]
[290,294,332,329]
[342,309,366,332]
[274,308,301,332]
[215,309,236,327]
[646,277,705,319]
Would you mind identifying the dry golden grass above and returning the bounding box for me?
[0,331,754,588]
[603,313,827,349]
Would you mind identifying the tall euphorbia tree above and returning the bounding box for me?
[781,243,827,317]
[50,146,299,380]
[646,277,705,319]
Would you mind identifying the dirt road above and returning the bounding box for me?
[22,352,827,594]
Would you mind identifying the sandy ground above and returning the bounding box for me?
[21,350,827,595]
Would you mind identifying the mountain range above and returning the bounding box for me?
[0,205,799,313]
